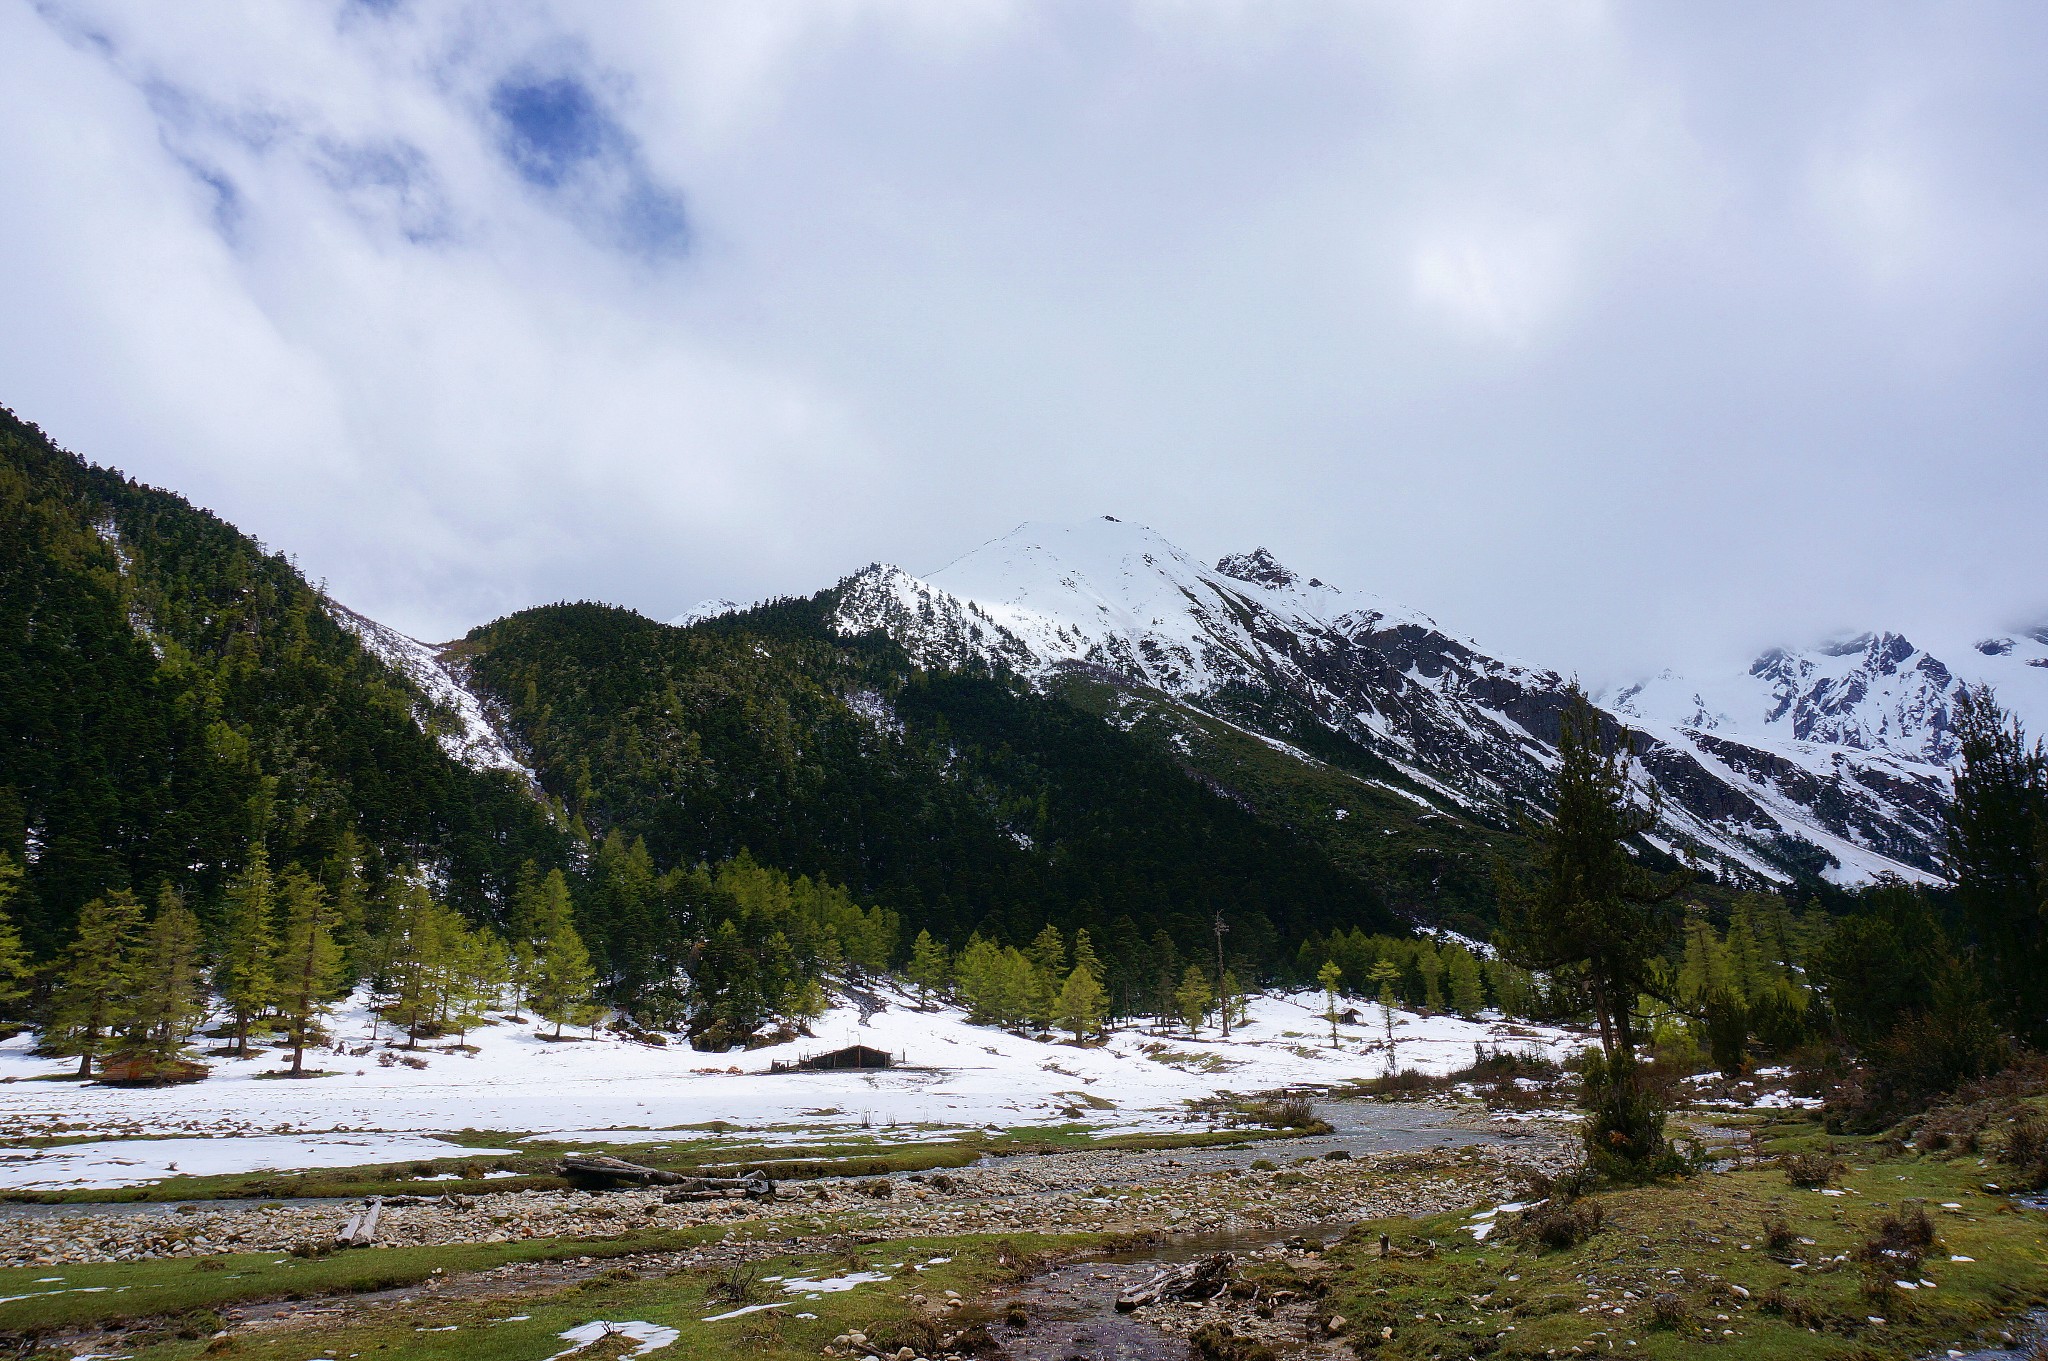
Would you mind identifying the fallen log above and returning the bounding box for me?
[334,1195,384,1248]
[1115,1252,1234,1311]
[660,1173,777,1201]
[560,1154,690,1187]
[561,1154,774,1198]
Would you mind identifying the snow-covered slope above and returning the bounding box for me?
[326,601,536,786]
[827,517,1977,886]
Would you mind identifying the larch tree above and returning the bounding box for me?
[45,891,145,1078]
[216,845,279,1057]
[1366,958,1402,1048]
[1056,961,1107,1043]
[906,929,951,1007]
[120,886,210,1079]
[274,868,343,1076]
[1175,965,1212,1038]
[1026,924,1067,1031]
[1318,960,1344,1047]
[1446,946,1486,1017]
[527,870,598,1039]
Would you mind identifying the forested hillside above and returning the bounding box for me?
[458,596,1401,981]
[0,408,563,949]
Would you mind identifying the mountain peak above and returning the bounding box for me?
[1215,547,1298,589]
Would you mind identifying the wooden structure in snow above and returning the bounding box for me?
[769,1043,895,1073]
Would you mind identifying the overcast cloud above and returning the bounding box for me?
[3,1,2044,682]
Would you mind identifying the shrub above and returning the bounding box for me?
[1510,1197,1604,1250]
[1780,1150,1844,1188]
[1580,1050,1683,1181]
[2001,1111,2048,1190]
[1649,1292,1687,1329]
[1761,1214,1796,1252]
[1856,1204,1937,1276]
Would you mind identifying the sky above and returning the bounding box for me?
[3,1,2045,684]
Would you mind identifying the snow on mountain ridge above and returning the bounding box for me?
[325,601,536,787]
[829,516,1967,887]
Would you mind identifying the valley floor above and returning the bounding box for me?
[0,986,1580,1188]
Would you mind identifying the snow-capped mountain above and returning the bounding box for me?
[809,516,2032,887]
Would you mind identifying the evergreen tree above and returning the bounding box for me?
[528,874,598,1039]
[45,891,144,1077]
[1446,946,1485,1017]
[1499,690,1685,1061]
[1318,959,1344,1047]
[1175,965,1213,1037]
[1071,929,1103,988]
[274,868,343,1076]
[1150,929,1182,1027]
[1945,686,2048,1046]
[0,854,34,1020]
[1056,962,1107,1043]
[216,845,279,1057]
[906,929,951,1007]
[119,887,209,1079]
[1498,690,1686,1175]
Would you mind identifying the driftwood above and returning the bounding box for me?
[660,1173,776,1202]
[1115,1252,1234,1311]
[562,1153,774,1199]
[334,1195,384,1248]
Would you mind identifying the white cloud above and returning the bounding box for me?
[1,0,2045,679]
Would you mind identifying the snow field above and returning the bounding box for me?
[0,985,1585,1187]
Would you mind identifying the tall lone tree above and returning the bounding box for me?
[275,868,343,1076]
[1945,685,2048,1047]
[216,845,279,1056]
[1499,688,1686,1173]
[121,886,210,1079]
[1499,689,1684,1062]
[46,892,145,1078]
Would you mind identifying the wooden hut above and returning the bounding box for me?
[771,1044,895,1073]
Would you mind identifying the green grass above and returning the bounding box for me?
[109,1232,1094,1361]
[0,1227,727,1333]
[1321,1112,2048,1359]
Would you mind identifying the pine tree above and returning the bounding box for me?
[1498,689,1685,1062]
[1446,946,1485,1017]
[528,871,598,1039]
[1175,965,1213,1038]
[1318,960,1344,1047]
[1056,962,1107,1043]
[46,892,144,1077]
[0,854,34,1020]
[118,886,210,1080]
[216,845,278,1057]
[1945,685,2048,1046]
[907,930,951,1007]
[274,868,343,1076]
[1499,689,1686,1174]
